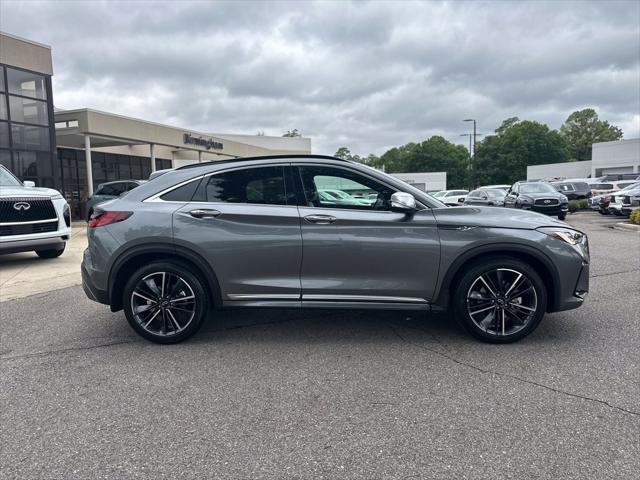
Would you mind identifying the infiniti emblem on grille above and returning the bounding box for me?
[544,199,551,204]
[13,201,31,211]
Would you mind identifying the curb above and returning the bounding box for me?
[613,222,640,232]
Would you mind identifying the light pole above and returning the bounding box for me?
[463,119,477,158]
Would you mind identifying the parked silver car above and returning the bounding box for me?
[82,155,589,344]
[85,180,146,221]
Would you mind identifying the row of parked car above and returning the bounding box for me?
[429,175,640,219]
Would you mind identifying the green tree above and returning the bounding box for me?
[377,137,470,188]
[473,118,569,186]
[282,129,301,137]
[560,109,623,161]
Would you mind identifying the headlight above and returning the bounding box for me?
[538,226,589,260]
[518,196,533,204]
[560,195,568,203]
[537,227,584,245]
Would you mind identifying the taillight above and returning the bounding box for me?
[88,211,132,228]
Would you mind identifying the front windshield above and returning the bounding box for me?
[520,183,557,194]
[0,166,22,187]
[432,191,445,198]
[620,182,640,192]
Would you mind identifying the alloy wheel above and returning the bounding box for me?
[130,271,196,337]
[466,268,538,336]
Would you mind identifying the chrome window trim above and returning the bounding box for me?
[144,176,205,203]
[145,163,292,204]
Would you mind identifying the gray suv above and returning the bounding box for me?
[82,155,590,344]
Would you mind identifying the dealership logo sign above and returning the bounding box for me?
[13,201,31,211]
[183,133,223,150]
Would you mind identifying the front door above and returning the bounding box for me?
[173,164,302,302]
[295,164,440,304]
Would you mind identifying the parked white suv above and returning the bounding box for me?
[0,165,71,258]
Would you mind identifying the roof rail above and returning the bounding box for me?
[175,154,348,170]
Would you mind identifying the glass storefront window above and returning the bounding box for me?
[9,96,49,125]
[0,96,7,120]
[7,67,47,100]
[0,67,5,92]
[0,149,11,170]
[0,121,9,148]
[12,150,38,179]
[10,123,50,151]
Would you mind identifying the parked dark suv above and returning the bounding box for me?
[504,181,569,220]
[551,182,592,201]
[82,155,589,344]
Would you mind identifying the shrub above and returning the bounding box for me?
[568,199,589,213]
[630,208,640,225]
[568,200,581,213]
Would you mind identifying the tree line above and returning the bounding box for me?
[334,109,623,189]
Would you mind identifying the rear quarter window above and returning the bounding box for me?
[160,179,201,202]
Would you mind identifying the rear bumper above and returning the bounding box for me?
[81,257,110,305]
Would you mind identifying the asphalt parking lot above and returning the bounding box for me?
[1,213,639,479]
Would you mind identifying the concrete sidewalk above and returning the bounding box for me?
[0,223,87,302]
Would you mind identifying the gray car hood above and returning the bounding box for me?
[432,206,569,230]
[0,186,62,198]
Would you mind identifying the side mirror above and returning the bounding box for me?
[23,180,36,187]
[390,192,417,212]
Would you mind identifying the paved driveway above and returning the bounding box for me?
[1,214,638,479]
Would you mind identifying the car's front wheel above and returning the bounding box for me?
[453,257,547,343]
[558,212,567,220]
[123,261,209,344]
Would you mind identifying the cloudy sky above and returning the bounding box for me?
[1,0,638,155]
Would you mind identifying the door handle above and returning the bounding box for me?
[304,214,337,225]
[189,209,221,219]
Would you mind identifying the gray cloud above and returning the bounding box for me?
[1,0,638,155]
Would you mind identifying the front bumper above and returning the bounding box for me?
[521,204,568,216]
[0,235,67,255]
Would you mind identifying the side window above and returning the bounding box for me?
[202,166,287,206]
[160,178,200,202]
[298,165,395,211]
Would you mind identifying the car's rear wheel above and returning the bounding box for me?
[123,261,208,344]
[36,245,65,258]
[453,257,547,343]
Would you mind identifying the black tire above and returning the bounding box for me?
[123,260,209,344]
[35,245,65,258]
[558,213,566,220]
[87,209,94,222]
[453,257,547,343]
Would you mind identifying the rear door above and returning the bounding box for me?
[172,164,302,302]
[294,164,440,304]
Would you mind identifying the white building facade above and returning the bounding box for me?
[527,138,639,180]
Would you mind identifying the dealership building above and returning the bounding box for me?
[527,138,640,181]
[0,32,311,218]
